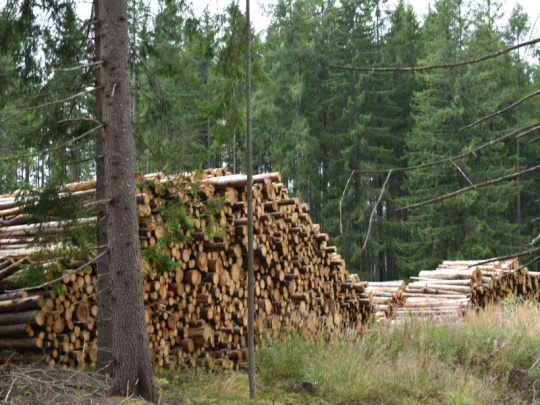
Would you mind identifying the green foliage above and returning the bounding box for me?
[202,196,230,240]
[1,0,539,284]
[141,245,181,277]
[139,181,229,277]
[13,261,67,295]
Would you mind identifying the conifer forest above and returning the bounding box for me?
[1,0,539,282]
[1,1,540,403]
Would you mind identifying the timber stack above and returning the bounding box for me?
[0,168,373,369]
[397,259,540,321]
[365,281,406,321]
[397,263,482,321]
[440,259,540,308]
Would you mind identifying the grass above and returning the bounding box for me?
[2,301,537,404]
[157,301,540,404]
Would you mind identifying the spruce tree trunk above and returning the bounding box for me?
[94,0,113,375]
[97,0,155,400]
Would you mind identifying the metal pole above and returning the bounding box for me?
[245,0,256,400]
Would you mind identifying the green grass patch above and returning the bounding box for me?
[156,302,540,404]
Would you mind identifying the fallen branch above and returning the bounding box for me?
[459,88,540,132]
[396,164,540,212]
[362,171,392,251]
[351,122,540,174]
[330,38,540,72]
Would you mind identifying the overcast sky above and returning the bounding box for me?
[30,0,540,60]
[195,0,540,35]
[68,1,540,37]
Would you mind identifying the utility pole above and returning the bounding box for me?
[245,0,256,400]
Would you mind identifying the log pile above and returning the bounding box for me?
[397,259,540,321]
[446,259,540,307]
[365,281,406,321]
[0,168,373,369]
[397,263,482,321]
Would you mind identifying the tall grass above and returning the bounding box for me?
[158,301,540,404]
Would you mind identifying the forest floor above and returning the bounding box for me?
[1,301,539,404]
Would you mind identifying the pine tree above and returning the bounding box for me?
[97,0,155,399]
[400,0,471,274]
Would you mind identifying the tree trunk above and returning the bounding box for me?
[98,0,155,400]
[94,0,113,377]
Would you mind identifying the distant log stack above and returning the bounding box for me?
[365,281,406,321]
[397,263,482,321]
[0,168,373,369]
[462,259,540,307]
[396,259,540,321]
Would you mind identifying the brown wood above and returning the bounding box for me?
[0,310,45,326]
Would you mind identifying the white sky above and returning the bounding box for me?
[70,1,540,36]
[189,0,540,62]
[195,0,540,36]
[4,0,540,51]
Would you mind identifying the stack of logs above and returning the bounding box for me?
[0,168,373,369]
[365,281,406,321]
[448,259,540,308]
[397,259,540,321]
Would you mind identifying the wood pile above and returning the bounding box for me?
[396,259,540,321]
[450,259,540,307]
[0,168,373,369]
[365,281,406,321]
[397,263,482,321]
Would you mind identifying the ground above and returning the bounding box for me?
[1,301,539,404]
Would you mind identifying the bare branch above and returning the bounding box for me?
[329,38,540,72]
[57,118,102,126]
[21,86,102,113]
[339,172,354,235]
[519,255,540,272]
[450,160,475,188]
[0,125,102,162]
[467,247,540,267]
[352,122,540,174]
[530,233,540,246]
[5,251,106,293]
[1,87,102,125]
[396,164,540,212]
[362,171,392,251]
[459,88,540,132]
[50,61,103,73]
